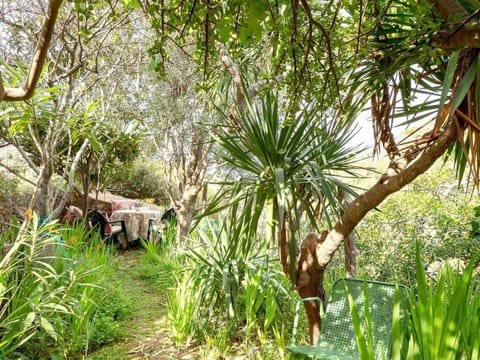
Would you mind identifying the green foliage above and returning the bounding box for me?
[137,238,179,291]
[391,247,480,359]
[165,217,293,355]
[167,272,199,347]
[468,205,480,238]
[347,247,480,360]
[357,165,478,283]
[145,0,358,117]
[88,281,131,349]
[109,162,167,201]
[205,92,363,284]
[346,283,376,360]
[0,172,28,233]
[0,216,129,358]
[178,218,269,319]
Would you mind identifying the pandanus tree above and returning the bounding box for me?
[209,92,364,336]
[142,0,480,343]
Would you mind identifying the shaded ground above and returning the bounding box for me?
[86,249,198,360]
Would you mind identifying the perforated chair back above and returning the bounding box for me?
[319,278,400,358]
[86,209,128,249]
[287,278,406,359]
[86,210,108,238]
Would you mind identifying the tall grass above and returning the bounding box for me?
[0,214,124,358]
[165,217,293,356]
[399,248,480,359]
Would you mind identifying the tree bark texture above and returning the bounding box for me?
[344,232,357,278]
[1,0,64,101]
[169,126,211,244]
[295,232,328,344]
[316,120,458,270]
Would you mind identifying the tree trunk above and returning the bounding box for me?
[295,232,328,343]
[175,186,199,245]
[51,139,90,219]
[167,125,211,245]
[33,164,54,218]
[339,189,357,277]
[344,232,357,278]
[295,120,459,345]
[315,121,458,271]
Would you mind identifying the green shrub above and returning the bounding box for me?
[396,248,480,359]
[109,162,167,202]
[0,172,29,234]
[347,247,480,360]
[0,215,130,358]
[166,217,293,356]
[356,166,478,283]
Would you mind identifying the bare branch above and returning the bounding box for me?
[2,0,64,102]
[0,161,36,186]
[316,118,459,269]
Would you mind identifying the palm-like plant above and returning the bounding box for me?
[207,93,364,282]
[344,1,480,184]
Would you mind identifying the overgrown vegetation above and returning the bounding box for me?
[1,167,478,358]
[0,172,29,233]
[135,216,294,358]
[350,247,480,360]
[357,165,480,283]
[0,217,131,359]
[109,162,168,203]
[2,1,480,358]
[137,165,480,358]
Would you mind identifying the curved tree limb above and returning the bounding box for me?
[433,29,480,49]
[1,0,64,102]
[315,119,459,269]
[428,0,467,21]
[427,0,480,49]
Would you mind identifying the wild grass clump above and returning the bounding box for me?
[162,217,294,358]
[397,248,480,359]
[137,234,180,292]
[0,214,131,358]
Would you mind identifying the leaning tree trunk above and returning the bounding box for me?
[295,119,459,344]
[295,232,328,344]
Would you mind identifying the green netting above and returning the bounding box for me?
[287,278,405,359]
[320,279,397,358]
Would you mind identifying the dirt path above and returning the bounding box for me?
[86,249,195,360]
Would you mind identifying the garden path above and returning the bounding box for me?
[86,249,198,360]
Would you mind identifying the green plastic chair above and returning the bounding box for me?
[287,278,405,359]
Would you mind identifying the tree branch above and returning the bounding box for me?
[433,28,480,49]
[2,0,64,102]
[0,161,36,186]
[316,119,459,269]
[427,0,467,21]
